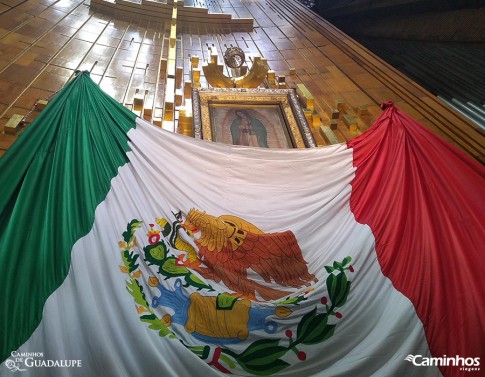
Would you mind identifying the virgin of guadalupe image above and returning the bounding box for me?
[230,109,269,148]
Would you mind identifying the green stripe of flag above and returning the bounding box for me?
[0,71,137,362]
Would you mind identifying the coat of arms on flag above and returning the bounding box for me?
[118,210,354,375]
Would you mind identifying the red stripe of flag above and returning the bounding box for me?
[348,102,485,377]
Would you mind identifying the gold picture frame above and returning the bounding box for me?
[192,88,316,148]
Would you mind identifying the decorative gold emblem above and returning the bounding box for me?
[203,46,269,89]
[224,46,245,69]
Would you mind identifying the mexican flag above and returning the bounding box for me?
[0,71,483,377]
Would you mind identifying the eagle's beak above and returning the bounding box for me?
[182,221,199,234]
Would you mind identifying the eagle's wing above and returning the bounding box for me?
[235,230,316,288]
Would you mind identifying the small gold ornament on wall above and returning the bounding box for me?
[202,46,269,89]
